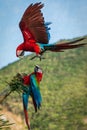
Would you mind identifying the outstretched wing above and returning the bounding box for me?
[19,2,50,43]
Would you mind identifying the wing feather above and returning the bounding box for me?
[19,2,50,43]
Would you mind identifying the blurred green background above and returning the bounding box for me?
[0,37,87,130]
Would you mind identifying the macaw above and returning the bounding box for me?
[16,2,85,60]
[22,65,43,130]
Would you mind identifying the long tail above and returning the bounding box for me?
[44,37,86,52]
[22,93,31,130]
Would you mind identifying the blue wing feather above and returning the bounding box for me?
[45,22,51,42]
[30,74,42,110]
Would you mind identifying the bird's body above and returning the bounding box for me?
[16,2,86,59]
[22,66,43,129]
[17,42,41,54]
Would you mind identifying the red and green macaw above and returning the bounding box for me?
[22,65,43,130]
[16,2,85,60]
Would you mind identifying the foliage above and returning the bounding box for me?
[0,73,29,103]
[0,36,87,130]
[0,112,13,130]
[8,73,28,93]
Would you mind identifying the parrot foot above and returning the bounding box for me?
[30,54,45,60]
[37,54,45,61]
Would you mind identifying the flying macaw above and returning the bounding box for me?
[16,2,85,60]
[22,65,43,130]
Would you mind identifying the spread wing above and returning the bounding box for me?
[19,2,50,44]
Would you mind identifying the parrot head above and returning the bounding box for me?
[34,65,43,82]
[16,43,25,58]
[34,65,43,73]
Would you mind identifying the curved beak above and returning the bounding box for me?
[16,50,25,58]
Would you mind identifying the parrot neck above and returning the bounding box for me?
[35,72,43,83]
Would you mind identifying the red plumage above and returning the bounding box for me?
[22,68,43,129]
[16,2,86,59]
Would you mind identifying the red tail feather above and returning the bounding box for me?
[24,109,31,130]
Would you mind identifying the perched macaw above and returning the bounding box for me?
[22,65,43,130]
[16,2,85,60]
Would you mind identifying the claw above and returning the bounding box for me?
[37,54,45,61]
[37,54,42,61]
[30,54,45,60]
